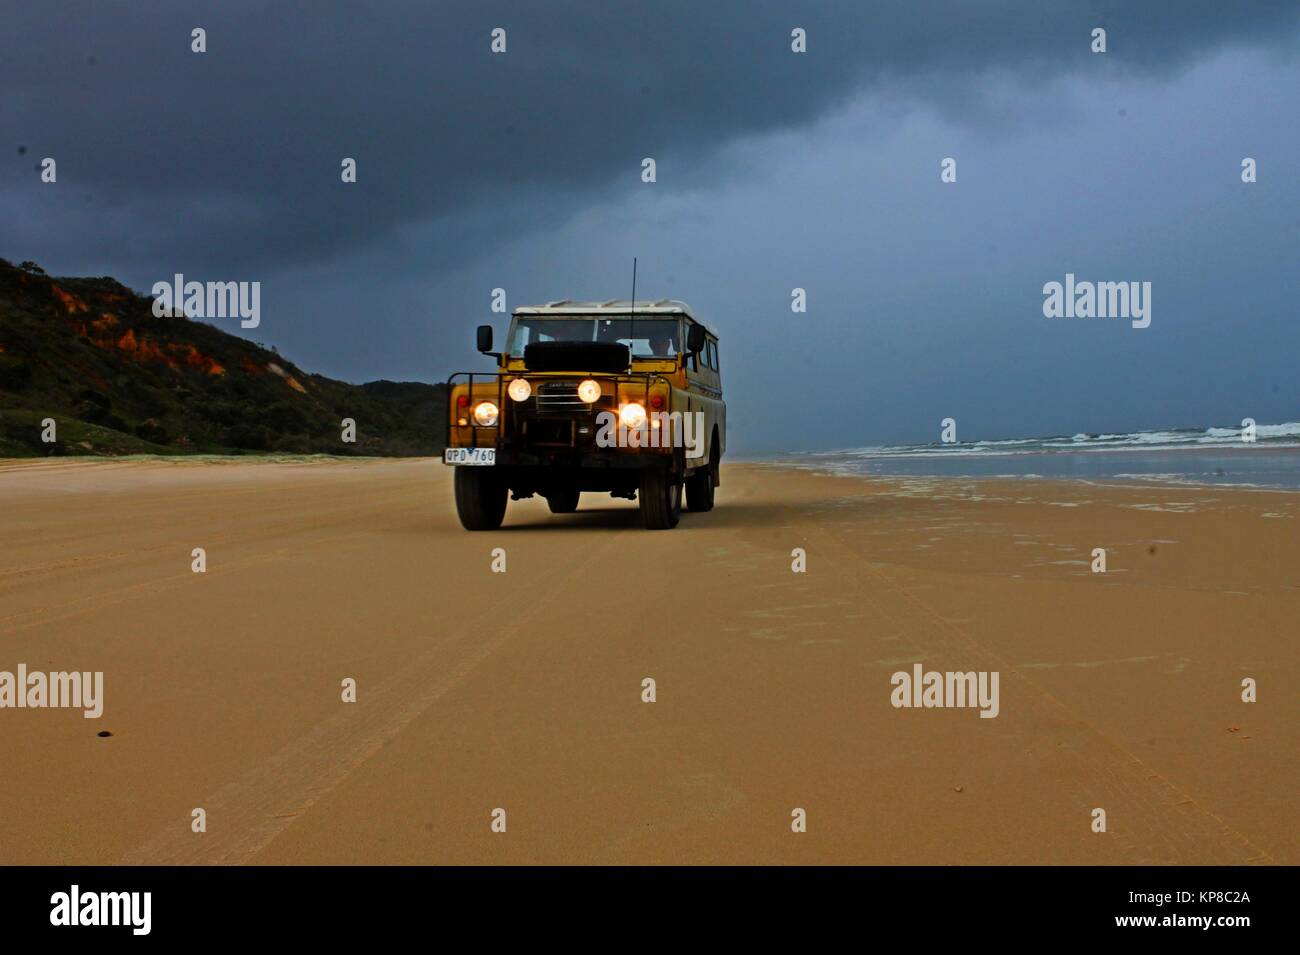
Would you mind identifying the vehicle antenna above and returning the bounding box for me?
[629,257,637,355]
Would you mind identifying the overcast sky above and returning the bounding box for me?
[5,1,1299,453]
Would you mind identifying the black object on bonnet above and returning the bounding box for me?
[523,341,631,374]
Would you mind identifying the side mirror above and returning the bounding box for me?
[476,325,494,354]
[686,324,706,354]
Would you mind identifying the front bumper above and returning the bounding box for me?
[493,445,668,470]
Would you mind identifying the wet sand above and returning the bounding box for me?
[0,457,1294,864]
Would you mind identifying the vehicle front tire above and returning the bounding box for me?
[454,466,507,530]
[546,488,580,513]
[638,469,681,529]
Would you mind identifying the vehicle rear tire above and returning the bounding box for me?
[454,466,507,530]
[638,469,681,529]
[546,488,580,513]
[685,441,719,512]
[684,468,713,512]
[686,457,717,514]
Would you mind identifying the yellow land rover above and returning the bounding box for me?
[444,300,725,530]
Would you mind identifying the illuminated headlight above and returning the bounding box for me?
[577,379,602,403]
[472,401,499,427]
[507,378,531,402]
[619,402,647,429]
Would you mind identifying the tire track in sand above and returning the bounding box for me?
[118,521,630,865]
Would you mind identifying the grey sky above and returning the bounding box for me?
[5,1,1299,452]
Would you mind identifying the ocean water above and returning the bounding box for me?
[783,423,1300,490]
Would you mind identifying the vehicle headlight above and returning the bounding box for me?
[619,402,647,429]
[507,378,531,402]
[472,401,499,427]
[577,379,602,403]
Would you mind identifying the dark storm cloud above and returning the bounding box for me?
[4,0,1298,278]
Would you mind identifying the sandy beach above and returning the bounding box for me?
[0,457,1294,865]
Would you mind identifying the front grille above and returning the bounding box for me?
[534,380,587,414]
[521,417,575,446]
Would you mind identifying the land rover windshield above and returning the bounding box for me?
[506,316,682,358]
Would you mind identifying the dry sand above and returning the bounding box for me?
[0,457,1295,865]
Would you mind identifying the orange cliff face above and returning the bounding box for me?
[109,328,227,376]
[36,273,315,387]
[114,328,180,370]
[51,284,90,314]
[44,282,226,378]
[179,343,226,376]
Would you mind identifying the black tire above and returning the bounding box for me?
[638,469,681,529]
[684,468,713,512]
[685,440,719,512]
[546,488,580,513]
[454,466,507,530]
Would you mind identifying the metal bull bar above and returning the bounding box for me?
[445,370,675,451]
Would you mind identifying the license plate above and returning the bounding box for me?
[445,447,495,466]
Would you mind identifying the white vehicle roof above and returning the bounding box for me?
[512,300,718,336]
